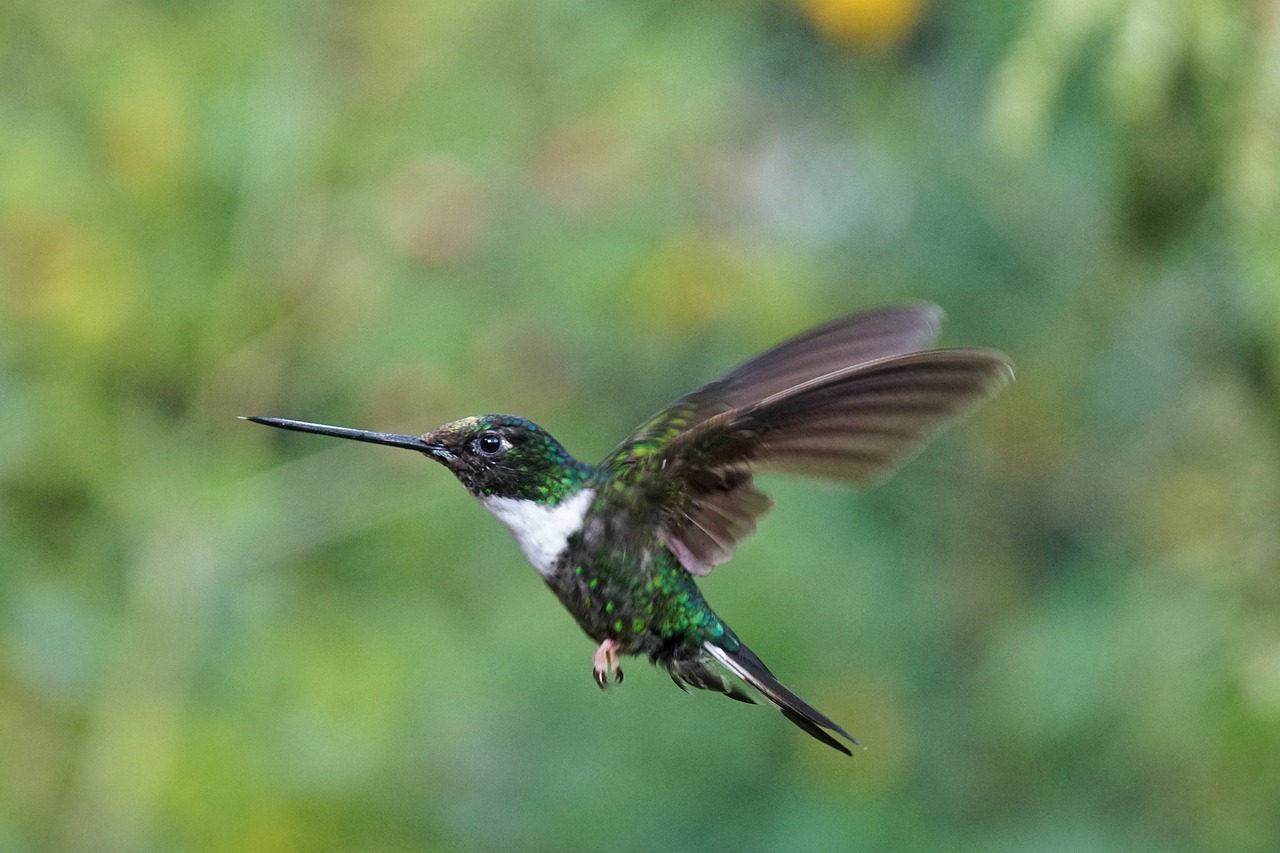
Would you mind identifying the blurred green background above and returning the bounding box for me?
[4,0,1280,850]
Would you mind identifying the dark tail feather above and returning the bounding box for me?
[668,656,757,704]
[704,641,860,756]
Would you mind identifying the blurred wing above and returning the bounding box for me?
[652,348,1014,575]
[676,348,1014,481]
[602,303,945,469]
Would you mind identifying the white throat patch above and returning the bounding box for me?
[480,488,595,577]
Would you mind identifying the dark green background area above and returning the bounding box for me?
[3,1,1278,850]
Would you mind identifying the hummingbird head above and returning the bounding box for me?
[420,414,591,504]
[242,413,592,506]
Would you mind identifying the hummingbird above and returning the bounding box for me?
[245,304,1012,755]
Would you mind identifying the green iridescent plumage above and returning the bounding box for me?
[247,304,1013,756]
[431,414,594,503]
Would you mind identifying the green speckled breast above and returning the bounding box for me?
[543,510,735,661]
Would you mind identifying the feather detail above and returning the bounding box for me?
[704,641,859,756]
[661,471,772,576]
[597,306,1013,578]
[604,304,945,469]
[667,652,756,703]
[708,303,945,408]
[740,348,1015,484]
[653,348,1011,573]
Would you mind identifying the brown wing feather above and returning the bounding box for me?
[710,303,945,409]
[603,304,945,470]
[598,305,1011,577]
[741,348,1014,483]
[659,348,1013,574]
[660,469,773,576]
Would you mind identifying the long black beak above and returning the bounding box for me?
[242,416,448,456]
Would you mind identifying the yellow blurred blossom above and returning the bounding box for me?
[799,0,926,51]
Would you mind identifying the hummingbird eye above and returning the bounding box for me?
[476,432,505,457]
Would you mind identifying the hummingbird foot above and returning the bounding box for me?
[592,639,624,690]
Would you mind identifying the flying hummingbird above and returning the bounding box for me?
[245,304,1012,755]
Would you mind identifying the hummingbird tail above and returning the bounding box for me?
[703,641,860,756]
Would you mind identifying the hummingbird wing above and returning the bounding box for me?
[603,303,946,470]
[603,311,1012,575]
[670,347,1013,481]
[600,304,950,575]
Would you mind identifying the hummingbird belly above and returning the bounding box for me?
[545,541,728,661]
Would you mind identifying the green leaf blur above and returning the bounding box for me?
[3,0,1278,850]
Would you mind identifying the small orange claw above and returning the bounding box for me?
[592,639,623,690]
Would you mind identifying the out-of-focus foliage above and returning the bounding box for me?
[3,0,1278,850]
